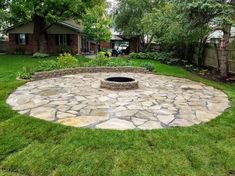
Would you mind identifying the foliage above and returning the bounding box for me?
[115,0,234,68]
[114,0,156,50]
[36,60,60,72]
[32,52,49,58]
[140,62,155,71]
[57,45,72,54]
[106,59,132,67]
[0,0,10,31]
[82,5,112,43]
[129,52,179,64]
[57,53,78,68]
[17,67,33,79]
[6,0,105,25]
[85,51,110,67]
[2,0,106,52]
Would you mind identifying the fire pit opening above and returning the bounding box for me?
[106,77,135,83]
[101,76,139,90]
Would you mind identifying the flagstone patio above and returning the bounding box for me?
[7,72,230,130]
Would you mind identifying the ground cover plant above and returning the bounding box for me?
[17,52,156,79]
[0,55,235,175]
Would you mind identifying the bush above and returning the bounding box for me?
[140,62,155,71]
[106,60,132,67]
[129,52,181,65]
[32,52,49,58]
[36,60,60,72]
[17,67,33,79]
[57,45,72,53]
[129,52,137,59]
[57,53,78,68]
[85,51,110,67]
[129,52,159,60]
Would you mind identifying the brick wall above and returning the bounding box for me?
[9,34,37,54]
[46,34,79,54]
[100,41,111,49]
[9,33,79,54]
[70,34,78,54]
[47,34,57,54]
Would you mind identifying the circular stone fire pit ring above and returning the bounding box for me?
[100,76,139,90]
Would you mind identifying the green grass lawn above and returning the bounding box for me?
[0,55,235,176]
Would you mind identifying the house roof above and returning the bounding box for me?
[208,27,235,40]
[6,19,82,33]
[57,19,82,32]
[111,35,123,41]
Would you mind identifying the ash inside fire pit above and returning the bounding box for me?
[101,77,139,90]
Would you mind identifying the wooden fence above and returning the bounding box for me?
[204,46,235,74]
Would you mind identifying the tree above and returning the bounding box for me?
[2,0,106,52]
[0,0,9,32]
[114,0,157,50]
[218,0,235,77]
[82,5,112,48]
[176,0,232,66]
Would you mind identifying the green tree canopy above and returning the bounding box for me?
[82,5,112,43]
[1,0,106,52]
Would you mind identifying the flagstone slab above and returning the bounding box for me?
[96,119,136,130]
[7,72,230,130]
[58,116,109,128]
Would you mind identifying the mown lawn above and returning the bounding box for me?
[0,55,235,176]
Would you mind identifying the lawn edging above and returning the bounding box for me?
[30,67,151,81]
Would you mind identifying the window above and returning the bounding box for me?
[56,34,69,46]
[16,34,27,45]
[81,35,89,52]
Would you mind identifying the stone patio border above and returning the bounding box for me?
[30,67,150,81]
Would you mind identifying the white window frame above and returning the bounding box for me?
[18,33,26,45]
[58,34,68,46]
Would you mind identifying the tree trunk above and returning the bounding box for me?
[33,15,47,52]
[145,35,154,52]
[219,25,230,78]
[184,43,188,61]
[197,37,207,67]
[218,0,235,77]
[214,43,220,72]
[188,43,196,64]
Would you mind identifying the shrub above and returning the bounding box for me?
[129,52,137,59]
[164,58,181,65]
[57,53,78,68]
[106,60,132,67]
[17,67,33,79]
[32,52,49,58]
[36,60,60,71]
[140,62,155,71]
[129,51,181,65]
[129,52,159,60]
[57,45,72,54]
[85,51,110,67]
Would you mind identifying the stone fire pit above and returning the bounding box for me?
[100,77,139,90]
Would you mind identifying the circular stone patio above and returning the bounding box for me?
[7,73,230,130]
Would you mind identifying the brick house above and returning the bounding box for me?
[7,20,96,55]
